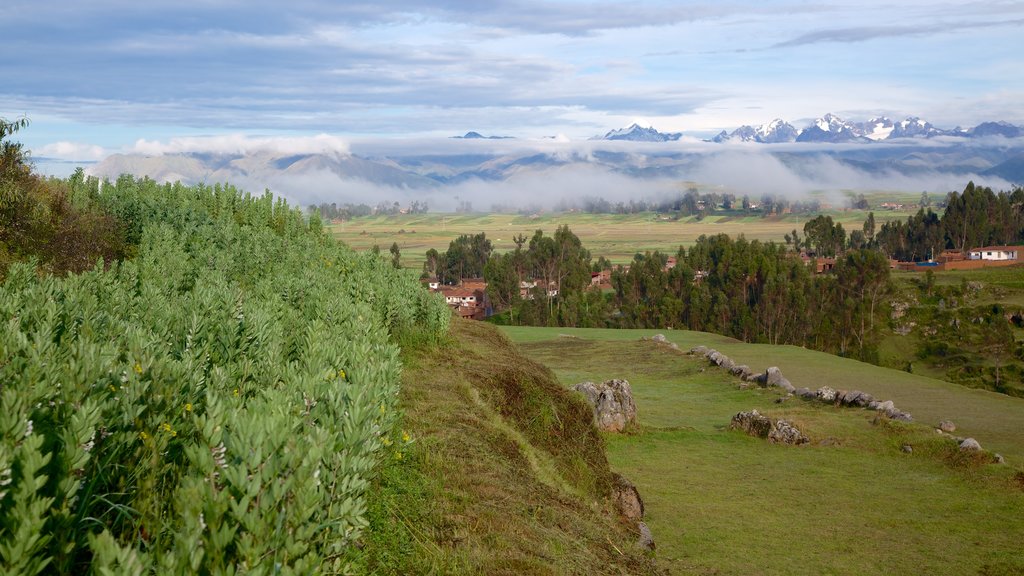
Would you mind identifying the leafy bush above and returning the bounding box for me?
[0,176,449,574]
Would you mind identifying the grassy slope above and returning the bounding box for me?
[502,326,1024,463]
[501,328,1024,575]
[356,320,658,575]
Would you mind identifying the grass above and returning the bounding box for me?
[502,326,1024,463]
[502,327,1024,575]
[329,210,907,268]
[355,320,658,575]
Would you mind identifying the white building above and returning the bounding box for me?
[967,246,1023,261]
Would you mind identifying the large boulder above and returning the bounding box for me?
[611,473,645,522]
[838,390,874,407]
[729,364,753,379]
[730,410,775,439]
[690,345,709,356]
[730,410,808,445]
[764,367,795,393]
[573,379,638,433]
[816,387,837,402]
[651,333,668,344]
[959,438,982,451]
[769,420,810,445]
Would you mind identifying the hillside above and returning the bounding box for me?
[358,319,657,574]
[503,326,1024,575]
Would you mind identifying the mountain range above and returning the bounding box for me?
[83,113,1024,208]
[675,115,1020,144]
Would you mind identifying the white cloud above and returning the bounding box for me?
[128,133,350,157]
[36,140,108,161]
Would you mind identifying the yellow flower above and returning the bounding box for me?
[160,422,177,437]
[401,430,411,443]
[381,436,393,447]
[233,388,240,398]
[139,431,149,440]
[338,369,346,380]
[133,363,142,374]
[394,451,403,461]
[185,403,193,413]
[379,404,386,415]
[108,385,117,392]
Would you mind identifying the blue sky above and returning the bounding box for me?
[3,0,1023,160]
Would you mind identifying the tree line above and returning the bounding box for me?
[429,226,891,361]
[876,182,1024,261]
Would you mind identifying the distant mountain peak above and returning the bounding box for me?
[451,131,514,140]
[596,124,683,142]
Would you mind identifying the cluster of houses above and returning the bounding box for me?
[424,277,563,320]
[424,247,1023,320]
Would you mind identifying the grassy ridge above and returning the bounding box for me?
[357,319,657,574]
[503,328,1024,575]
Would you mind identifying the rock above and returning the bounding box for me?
[854,392,874,407]
[901,444,913,453]
[611,473,644,522]
[707,350,728,366]
[994,454,1005,464]
[768,419,809,445]
[731,410,808,445]
[670,343,680,351]
[889,411,913,423]
[763,366,785,386]
[959,438,982,451]
[730,410,774,439]
[875,400,895,413]
[690,345,709,356]
[836,390,873,408]
[573,379,638,433]
[816,387,837,402]
[763,367,795,393]
[719,357,736,371]
[867,400,880,410]
[794,387,814,399]
[729,364,751,377]
[651,334,668,343]
[637,521,656,551]
[938,420,956,433]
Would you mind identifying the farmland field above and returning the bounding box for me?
[501,326,1024,575]
[329,208,909,267]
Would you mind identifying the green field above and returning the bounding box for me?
[501,326,1024,575]
[329,209,908,268]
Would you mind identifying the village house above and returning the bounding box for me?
[967,246,1024,261]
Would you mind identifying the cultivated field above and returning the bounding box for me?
[502,326,1024,575]
[328,209,908,267]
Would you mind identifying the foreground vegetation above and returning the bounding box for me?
[504,326,1024,575]
[1,120,451,573]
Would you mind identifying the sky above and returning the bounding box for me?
[3,0,1024,162]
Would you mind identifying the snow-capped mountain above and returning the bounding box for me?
[796,114,869,143]
[886,117,943,139]
[595,124,682,142]
[713,119,799,143]
[857,117,895,140]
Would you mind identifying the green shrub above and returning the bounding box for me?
[0,176,449,574]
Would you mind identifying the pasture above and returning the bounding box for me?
[328,209,905,267]
[502,326,1024,575]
